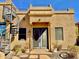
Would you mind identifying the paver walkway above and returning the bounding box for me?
[5,49,79,59]
[28,49,53,59]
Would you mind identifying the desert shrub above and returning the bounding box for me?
[67,45,78,58]
[21,49,26,53]
[67,45,78,53]
[12,45,21,54]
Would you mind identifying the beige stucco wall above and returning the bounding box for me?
[19,15,30,48]
[10,14,31,49]
[0,6,4,22]
[51,13,76,48]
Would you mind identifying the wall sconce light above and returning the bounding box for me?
[38,19,41,22]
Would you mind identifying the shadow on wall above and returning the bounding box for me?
[75,36,79,46]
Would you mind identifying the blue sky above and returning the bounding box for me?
[0,0,79,22]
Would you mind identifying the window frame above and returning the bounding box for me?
[55,27,64,40]
[19,28,26,40]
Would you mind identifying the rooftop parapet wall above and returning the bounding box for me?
[54,9,74,14]
[29,4,53,16]
[29,4,53,11]
[0,1,74,14]
[29,5,74,16]
[0,1,74,16]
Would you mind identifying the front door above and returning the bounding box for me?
[33,28,48,48]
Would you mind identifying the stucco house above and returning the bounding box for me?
[0,0,76,54]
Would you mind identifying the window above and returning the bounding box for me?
[19,28,26,40]
[55,27,63,40]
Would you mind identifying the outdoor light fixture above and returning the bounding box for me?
[38,19,41,22]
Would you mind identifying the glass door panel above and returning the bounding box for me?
[42,29,47,48]
[33,39,39,48]
[33,28,48,48]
